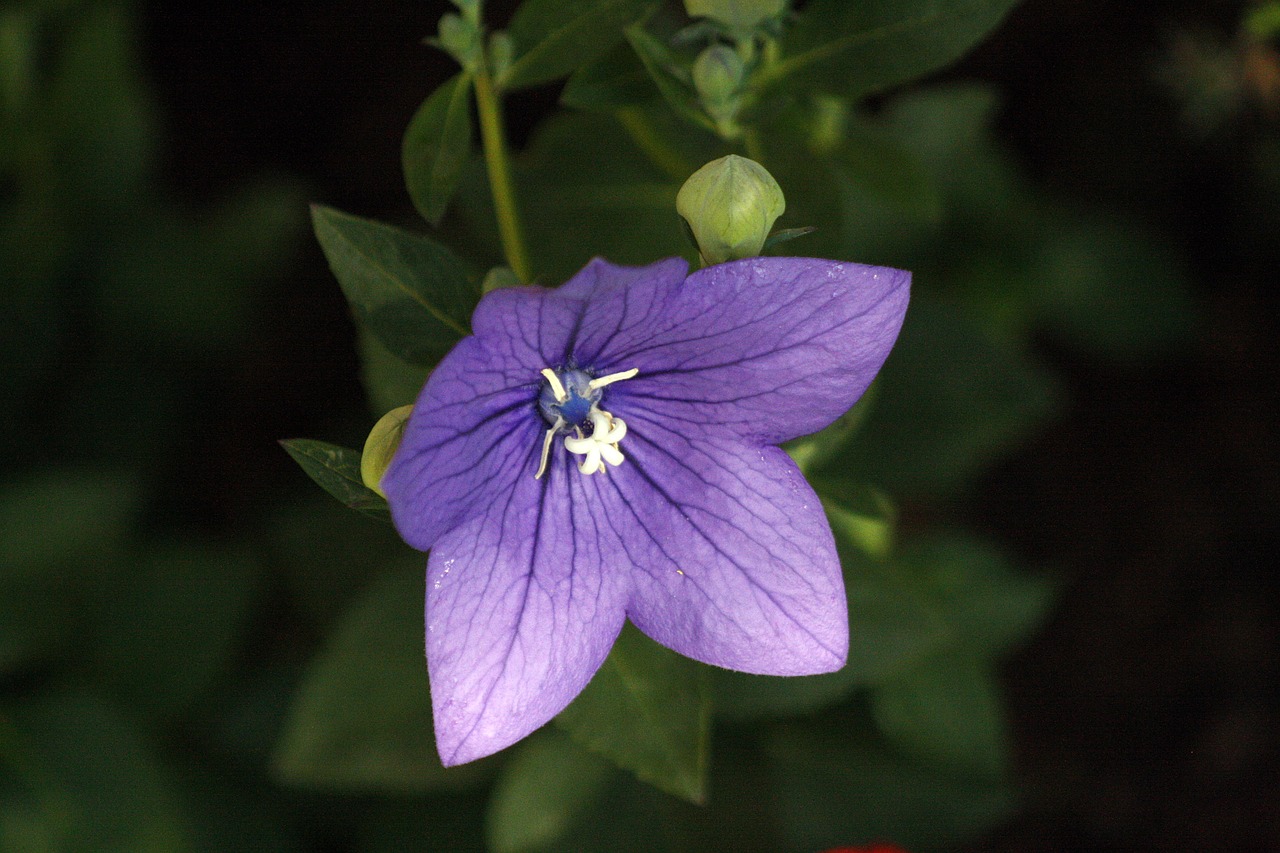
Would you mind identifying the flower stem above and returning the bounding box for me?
[474,65,532,283]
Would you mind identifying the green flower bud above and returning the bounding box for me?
[684,0,786,39]
[692,45,745,136]
[448,0,480,26]
[360,405,414,498]
[481,265,521,294]
[436,13,480,68]
[677,155,785,266]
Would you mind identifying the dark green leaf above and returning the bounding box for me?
[311,205,474,366]
[761,225,816,251]
[764,0,1022,101]
[561,40,657,111]
[555,624,710,803]
[266,494,406,626]
[486,731,614,853]
[624,26,716,133]
[518,109,710,282]
[870,651,1010,779]
[403,72,474,225]
[765,718,1015,851]
[3,691,193,852]
[279,439,390,522]
[837,121,943,222]
[896,533,1058,657]
[499,0,660,91]
[272,570,486,793]
[358,327,432,415]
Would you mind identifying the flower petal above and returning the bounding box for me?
[556,255,689,303]
[570,257,909,445]
[599,408,848,675]
[382,288,582,550]
[426,457,630,765]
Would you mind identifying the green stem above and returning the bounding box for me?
[474,65,532,283]
[743,127,766,163]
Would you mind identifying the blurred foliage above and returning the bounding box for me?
[1,0,1232,850]
[1,1,306,850]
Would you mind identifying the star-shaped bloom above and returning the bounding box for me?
[382,256,909,765]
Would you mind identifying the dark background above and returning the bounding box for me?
[136,0,1279,848]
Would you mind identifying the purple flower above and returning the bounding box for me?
[382,256,909,765]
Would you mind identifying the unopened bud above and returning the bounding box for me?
[684,0,786,39]
[361,405,414,498]
[677,155,785,265]
[692,45,745,135]
[436,13,480,68]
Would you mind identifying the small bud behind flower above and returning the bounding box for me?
[434,13,481,68]
[361,405,414,498]
[684,0,787,39]
[481,265,520,294]
[692,45,746,137]
[677,155,785,266]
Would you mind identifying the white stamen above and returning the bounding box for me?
[534,366,638,479]
[540,368,568,402]
[564,410,628,475]
[534,417,564,480]
[587,368,639,391]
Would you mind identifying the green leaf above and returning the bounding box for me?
[279,439,390,522]
[272,570,485,793]
[3,691,193,852]
[837,120,943,222]
[518,109,707,282]
[499,0,660,91]
[555,624,710,803]
[624,26,716,133]
[764,0,1022,101]
[765,719,1015,851]
[896,533,1058,658]
[311,205,474,366]
[825,489,897,563]
[83,543,260,720]
[561,40,656,111]
[761,225,817,251]
[486,731,614,853]
[403,72,474,225]
[870,651,1010,779]
[357,327,432,415]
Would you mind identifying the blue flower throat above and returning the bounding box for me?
[534,365,638,479]
[537,368,600,431]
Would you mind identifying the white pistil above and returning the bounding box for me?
[540,368,568,402]
[564,410,628,475]
[587,368,639,391]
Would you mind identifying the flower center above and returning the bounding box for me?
[535,366,637,479]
